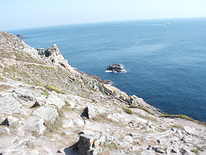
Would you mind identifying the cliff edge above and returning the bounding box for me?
[0,32,206,155]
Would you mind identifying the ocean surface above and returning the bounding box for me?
[12,19,206,121]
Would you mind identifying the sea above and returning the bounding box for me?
[11,18,206,121]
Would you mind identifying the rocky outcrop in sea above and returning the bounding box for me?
[106,64,127,73]
[0,32,206,155]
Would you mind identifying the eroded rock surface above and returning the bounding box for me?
[0,32,206,155]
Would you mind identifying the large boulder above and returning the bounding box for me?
[76,134,96,155]
[0,94,25,115]
[69,133,104,155]
[32,105,59,124]
[23,116,46,136]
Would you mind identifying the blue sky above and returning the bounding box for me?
[1,0,206,30]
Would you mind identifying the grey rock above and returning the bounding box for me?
[46,93,66,109]
[76,134,96,155]
[106,64,127,73]
[24,116,46,135]
[0,118,9,127]
[81,107,90,119]
[18,94,34,102]
[36,44,69,68]
[0,94,24,115]
[30,101,40,108]
[32,105,59,124]
[152,147,165,154]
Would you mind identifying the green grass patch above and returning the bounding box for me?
[45,85,65,94]
[4,65,17,73]
[0,76,3,81]
[41,89,49,97]
[122,107,133,114]
[92,114,124,127]
[160,113,206,127]
[103,142,118,150]
[0,51,14,59]
[3,65,30,80]
[129,105,154,115]
[32,81,45,87]
[170,124,184,129]
[0,51,43,64]
[15,52,43,64]
[191,148,199,154]
[92,114,109,122]
[191,146,204,154]
[26,64,55,70]
[160,114,193,121]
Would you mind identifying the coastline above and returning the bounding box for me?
[0,32,206,154]
[13,19,206,122]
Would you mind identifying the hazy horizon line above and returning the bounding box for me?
[7,16,206,32]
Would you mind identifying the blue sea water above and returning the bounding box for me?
[12,19,206,121]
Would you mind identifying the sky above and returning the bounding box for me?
[1,0,206,30]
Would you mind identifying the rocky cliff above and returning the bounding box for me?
[0,32,206,155]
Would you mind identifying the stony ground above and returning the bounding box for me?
[0,32,206,155]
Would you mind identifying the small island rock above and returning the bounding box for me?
[106,64,127,73]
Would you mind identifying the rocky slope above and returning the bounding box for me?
[0,32,206,155]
